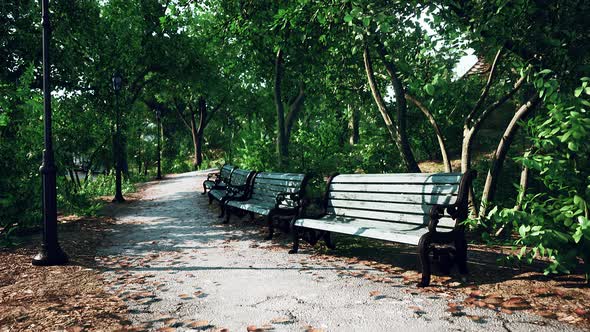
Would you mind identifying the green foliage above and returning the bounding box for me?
[486,76,590,277]
[235,121,276,171]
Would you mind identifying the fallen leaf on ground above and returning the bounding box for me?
[186,320,210,328]
[501,297,531,310]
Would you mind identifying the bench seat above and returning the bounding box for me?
[294,216,454,246]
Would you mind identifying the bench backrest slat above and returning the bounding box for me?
[326,172,464,229]
[229,169,254,187]
[251,172,306,207]
[219,164,236,183]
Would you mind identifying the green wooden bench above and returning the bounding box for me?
[224,172,309,240]
[290,171,476,287]
[208,168,255,217]
[202,164,236,195]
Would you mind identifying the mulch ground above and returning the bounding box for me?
[0,215,131,332]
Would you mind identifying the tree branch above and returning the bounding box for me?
[405,93,452,172]
[466,47,503,126]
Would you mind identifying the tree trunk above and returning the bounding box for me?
[363,46,420,172]
[375,40,420,172]
[480,95,540,216]
[284,83,305,146]
[274,48,288,168]
[195,96,207,168]
[190,107,199,170]
[349,104,360,145]
[74,169,81,188]
[405,94,451,172]
[514,164,529,211]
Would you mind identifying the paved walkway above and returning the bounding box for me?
[97,171,581,332]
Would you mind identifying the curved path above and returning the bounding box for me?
[97,171,581,332]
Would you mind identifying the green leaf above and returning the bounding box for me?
[362,17,370,27]
[575,87,583,97]
[567,141,578,151]
[424,84,435,96]
[344,14,353,23]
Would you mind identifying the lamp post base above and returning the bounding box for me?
[112,195,126,203]
[32,245,69,266]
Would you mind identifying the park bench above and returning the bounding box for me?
[290,171,476,287]
[208,168,255,217]
[202,164,236,194]
[224,172,309,239]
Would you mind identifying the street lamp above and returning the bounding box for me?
[32,0,68,266]
[155,108,162,180]
[112,72,125,203]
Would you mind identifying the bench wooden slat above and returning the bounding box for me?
[328,200,453,217]
[255,172,306,181]
[229,169,251,185]
[253,178,304,187]
[253,185,299,195]
[220,165,235,179]
[332,173,462,184]
[328,191,457,205]
[329,183,459,195]
[325,207,456,229]
[209,189,225,201]
[294,216,440,246]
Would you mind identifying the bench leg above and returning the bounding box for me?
[249,212,255,222]
[208,194,213,205]
[324,232,336,250]
[264,214,274,240]
[417,234,433,287]
[202,183,207,195]
[224,204,231,224]
[455,235,469,280]
[218,199,225,218]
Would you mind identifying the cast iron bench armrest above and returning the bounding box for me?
[206,171,220,181]
[428,205,449,233]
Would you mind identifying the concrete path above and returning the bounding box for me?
[97,171,582,332]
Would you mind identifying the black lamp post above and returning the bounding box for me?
[112,72,125,202]
[32,0,68,266]
[155,108,162,180]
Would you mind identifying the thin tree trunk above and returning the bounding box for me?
[405,94,451,172]
[363,46,420,172]
[190,109,199,170]
[514,164,529,211]
[349,104,360,145]
[74,170,81,188]
[284,83,305,145]
[480,95,540,216]
[195,96,207,168]
[375,40,420,172]
[274,48,288,168]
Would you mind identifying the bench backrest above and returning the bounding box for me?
[219,164,236,183]
[229,168,255,188]
[325,172,472,231]
[251,172,307,208]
